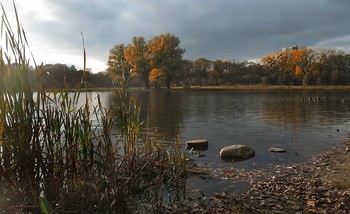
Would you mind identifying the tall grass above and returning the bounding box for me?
[0,2,186,213]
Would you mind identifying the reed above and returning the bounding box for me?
[0,2,186,213]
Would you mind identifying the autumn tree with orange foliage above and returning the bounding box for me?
[149,68,163,88]
[107,34,184,88]
[262,48,310,85]
[147,33,184,89]
[124,36,150,88]
[261,48,350,85]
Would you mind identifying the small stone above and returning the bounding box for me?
[268,148,287,153]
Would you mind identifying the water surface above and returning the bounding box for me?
[87,89,350,170]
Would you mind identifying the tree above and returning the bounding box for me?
[193,58,211,86]
[177,59,193,86]
[262,48,309,85]
[301,49,319,85]
[147,33,184,89]
[316,49,350,85]
[124,37,150,88]
[210,60,228,85]
[238,61,266,85]
[149,68,163,88]
[106,44,132,86]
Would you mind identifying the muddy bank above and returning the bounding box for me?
[174,140,350,213]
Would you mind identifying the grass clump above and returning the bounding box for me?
[0,2,186,213]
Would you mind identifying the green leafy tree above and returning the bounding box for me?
[107,44,132,86]
[176,59,193,86]
[209,60,227,85]
[193,58,211,86]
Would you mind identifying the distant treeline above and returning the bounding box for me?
[35,64,113,89]
[31,46,350,89]
[107,34,350,88]
[177,48,350,87]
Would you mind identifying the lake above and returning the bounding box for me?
[87,89,350,171]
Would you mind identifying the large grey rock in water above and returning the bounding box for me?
[220,144,255,161]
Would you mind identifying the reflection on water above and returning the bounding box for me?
[82,89,350,170]
[130,90,184,141]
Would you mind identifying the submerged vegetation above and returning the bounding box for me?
[0,3,185,213]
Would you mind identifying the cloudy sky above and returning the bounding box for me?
[1,0,350,72]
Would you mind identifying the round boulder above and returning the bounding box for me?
[186,139,208,151]
[220,144,255,161]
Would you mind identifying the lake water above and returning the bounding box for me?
[87,89,350,171]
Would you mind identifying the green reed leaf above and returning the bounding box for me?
[39,197,54,214]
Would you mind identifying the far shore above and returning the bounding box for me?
[56,85,350,92]
[179,85,350,90]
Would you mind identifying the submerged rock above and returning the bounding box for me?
[268,148,286,153]
[186,139,209,151]
[220,144,255,161]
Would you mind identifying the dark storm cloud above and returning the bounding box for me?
[5,0,350,71]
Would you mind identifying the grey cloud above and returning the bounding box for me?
[7,0,350,72]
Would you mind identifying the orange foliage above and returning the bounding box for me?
[261,53,278,67]
[124,45,138,66]
[130,68,138,78]
[262,48,308,75]
[149,68,163,87]
[295,65,302,76]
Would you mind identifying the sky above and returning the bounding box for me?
[1,0,350,73]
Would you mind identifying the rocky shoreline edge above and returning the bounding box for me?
[168,140,350,213]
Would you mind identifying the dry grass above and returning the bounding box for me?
[0,2,186,213]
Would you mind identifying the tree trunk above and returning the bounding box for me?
[145,79,149,89]
[166,77,171,89]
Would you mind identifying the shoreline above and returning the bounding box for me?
[241,140,350,213]
[42,85,350,92]
[183,85,350,90]
[181,140,350,213]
